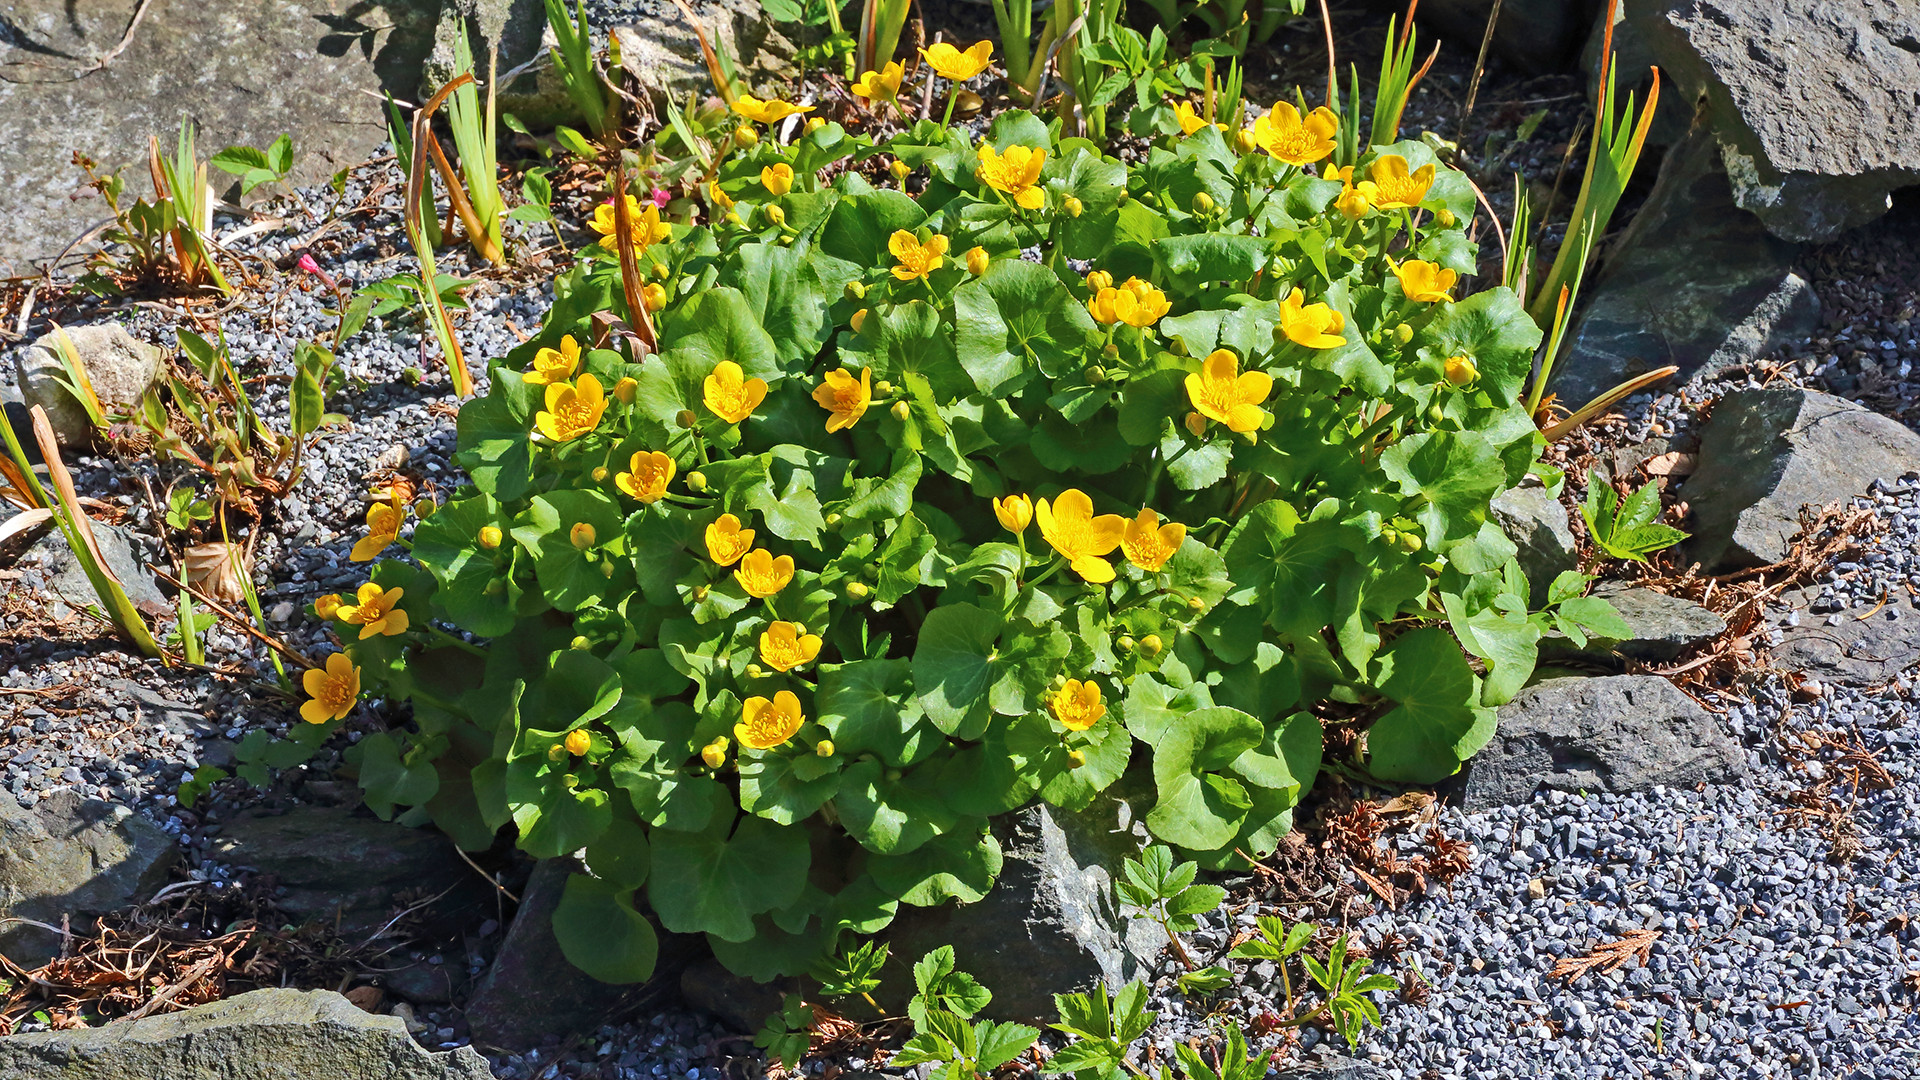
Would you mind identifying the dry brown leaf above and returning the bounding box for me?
[1643,451,1696,477]
[184,541,247,604]
[1549,928,1660,983]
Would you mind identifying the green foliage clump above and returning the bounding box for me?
[322,104,1612,985]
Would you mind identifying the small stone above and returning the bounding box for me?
[1527,878,1547,900]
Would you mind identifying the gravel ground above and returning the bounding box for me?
[1,23,1918,1080]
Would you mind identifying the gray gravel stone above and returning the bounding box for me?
[0,987,491,1079]
[1463,675,1747,809]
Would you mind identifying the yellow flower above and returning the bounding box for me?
[535,373,609,441]
[1049,679,1105,732]
[313,593,344,619]
[1445,355,1479,386]
[588,195,672,253]
[335,581,410,640]
[1174,101,1207,136]
[1334,182,1376,220]
[1036,488,1128,584]
[977,144,1047,211]
[1121,509,1187,572]
[1393,259,1457,303]
[1085,270,1113,293]
[641,283,666,312]
[761,163,794,195]
[707,179,734,211]
[1184,349,1273,437]
[760,621,823,672]
[1368,154,1435,209]
[922,40,993,81]
[735,690,805,750]
[889,231,949,282]
[705,513,755,566]
[351,499,404,562]
[1278,288,1347,350]
[522,334,581,385]
[732,95,813,124]
[994,493,1032,535]
[851,61,904,102]
[615,450,676,503]
[735,549,795,597]
[703,360,768,424]
[564,728,592,756]
[1087,277,1171,328]
[1250,102,1339,166]
[812,366,872,433]
[965,246,989,275]
[300,652,361,725]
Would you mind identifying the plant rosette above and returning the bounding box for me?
[333,109,1621,987]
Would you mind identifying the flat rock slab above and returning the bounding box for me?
[208,807,493,940]
[1683,388,1920,570]
[0,791,176,967]
[0,987,491,1079]
[17,520,171,617]
[1768,592,1920,686]
[1542,582,1727,665]
[1632,0,1920,242]
[0,0,437,270]
[1463,675,1747,810]
[1558,125,1818,408]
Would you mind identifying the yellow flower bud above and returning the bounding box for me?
[825,512,842,527]
[889,159,911,180]
[613,376,638,404]
[736,124,759,147]
[873,379,893,397]
[891,400,911,422]
[1117,635,1136,652]
[746,663,766,679]
[1393,323,1414,345]
[1184,411,1208,438]
[701,739,728,768]
[1234,129,1258,155]
[592,466,609,481]
[478,525,502,550]
[851,308,868,333]
[642,283,666,312]
[845,280,867,301]
[1086,365,1108,385]
[1437,208,1456,227]
[807,116,827,133]
[692,584,710,602]
[314,593,344,619]
[815,739,835,758]
[1398,530,1424,553]
[687,470,708,491]
[764,204,786,227]
[1139,634,1163,657]
[571,635,591,649]
[846,581,870,601]
[1086,270,1113,292]
[1067,748,1087,769]
[965,246,989,276]
[1192,191,1215,215]
[1063,196,1083,217]
[1444,355,1479,386]
[676,409,697,429]
[652,261,672,280]
[570,522,597,549]
[725,210,744,227]
[548,742,566,760]
[1187,596,1206,612]
[565,728,592,756]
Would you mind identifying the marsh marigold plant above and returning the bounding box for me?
[332,103,1622,991]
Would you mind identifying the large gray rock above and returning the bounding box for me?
[0,0,437,269]
[1683,388,1920,570]
[1768,590,1920,686]
[882,788,1166,1024]
[1274,1059,1394,1080]
[0,791,177,967]
[208,807,494,941]
[1555,124,1819,409]
[1627,0,1920,242]
[1463,675,1747,809]
[1489,485,1577,606]
[614,0,799,103]
[16,324,161,447]
[18,519,171,619]
[1542,581,1726,665]
[1393,0,1604,74]
[0,987,491,1079]
[427,0,576,130]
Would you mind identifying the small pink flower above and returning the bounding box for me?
[296,252,338,291]
[649,188,670,208]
